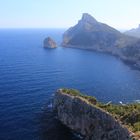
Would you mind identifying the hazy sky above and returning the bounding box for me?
[0,0,140,30]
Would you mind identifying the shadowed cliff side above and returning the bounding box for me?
[53,89,137,140]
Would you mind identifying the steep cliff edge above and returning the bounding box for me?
[53,89,140,140]
[62,13,140,70]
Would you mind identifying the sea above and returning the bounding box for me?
[0,28,140,140]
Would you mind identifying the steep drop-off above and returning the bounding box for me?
[53,89,138,140]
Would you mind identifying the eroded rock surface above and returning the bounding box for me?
[53,89,132,140]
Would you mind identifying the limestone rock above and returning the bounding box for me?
[53,89,132,140]
[44,37,57,48]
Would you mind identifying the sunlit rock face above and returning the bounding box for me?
[44,37,57,48]
[53,89,132,140]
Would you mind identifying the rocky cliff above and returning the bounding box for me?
[53,89,134,140]
[62,13,140,69]
[44,37,57,48]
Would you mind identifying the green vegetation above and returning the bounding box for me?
[61,88,97,105]
[61,88,140,138]
[98,103,140,132]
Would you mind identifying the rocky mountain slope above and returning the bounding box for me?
[53,89,138,140]
[62,13,140,69]
[125,25,140,38]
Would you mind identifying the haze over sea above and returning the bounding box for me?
[0,29,140,140]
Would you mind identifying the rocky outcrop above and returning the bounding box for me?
[62,13,140,70]
[43,37,57,48]
[62,13,123,48]
[53,89,132,140]
[125,24,140,38]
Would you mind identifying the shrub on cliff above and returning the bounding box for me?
[61,88,97,105]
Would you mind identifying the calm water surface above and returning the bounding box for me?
[0,29,140,140]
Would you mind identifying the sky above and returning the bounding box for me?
[0,0,140,30]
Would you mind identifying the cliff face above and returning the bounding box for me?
[62,13,140,69]
[53,89,132,140]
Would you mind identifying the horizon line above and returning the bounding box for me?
[0,27,127,32]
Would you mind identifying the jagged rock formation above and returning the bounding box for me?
[43,37,57,48]
[53,89,133,140]
[62,13,140,69]
[125,24,140,38]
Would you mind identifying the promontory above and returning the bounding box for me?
[62,13,140,69]
[53,88,140,140]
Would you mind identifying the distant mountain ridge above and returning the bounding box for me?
[62,13,140,69]
[125,24,140,38]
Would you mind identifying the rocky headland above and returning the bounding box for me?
[44,37,57,48]
[53,89,140,140]
[62,13,140,70]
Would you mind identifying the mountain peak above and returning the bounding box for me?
[81,13,98,24]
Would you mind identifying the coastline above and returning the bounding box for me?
[62,44,140,71]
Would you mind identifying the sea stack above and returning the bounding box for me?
[43,37,57,48]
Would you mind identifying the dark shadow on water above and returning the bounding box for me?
[39,102,82,140]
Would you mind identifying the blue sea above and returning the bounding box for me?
[0,29,140,140]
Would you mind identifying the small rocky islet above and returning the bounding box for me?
[53,88,140,140]
[43,37,57,48]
